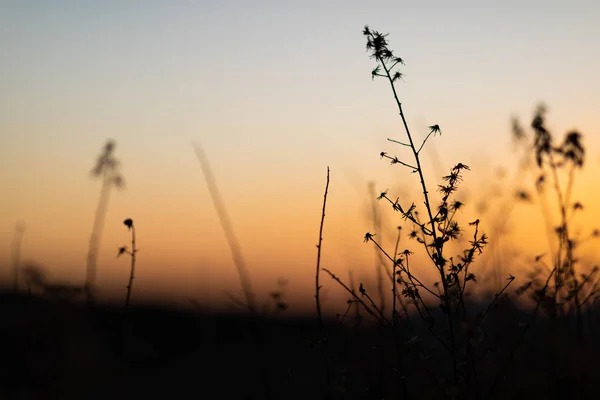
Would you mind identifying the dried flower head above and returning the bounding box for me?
[123,218,133,230]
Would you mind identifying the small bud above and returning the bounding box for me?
[117,246,128,258]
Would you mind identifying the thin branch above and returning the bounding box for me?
[475,276,515,326]
[368,236,440,299]
[124,223,137,309]
[315,166,330,332]
[338,301,353,324]
[392,227,401,324]
[369,182,386,314]
[387,138,411,147]
[322,268,388,325]
[417,129,435,154]
[380,153,417,170]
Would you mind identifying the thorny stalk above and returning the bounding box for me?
[314,167,333,399]
[315,166,330,332]
[118,218,137,309]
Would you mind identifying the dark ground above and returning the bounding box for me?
[0,291,599,399]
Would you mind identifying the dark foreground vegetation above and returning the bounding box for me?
[0,291,599,399]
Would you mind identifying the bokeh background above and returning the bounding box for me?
[1,0,599,313]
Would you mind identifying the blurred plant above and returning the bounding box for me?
[85,140,124,302]
[268,279,289,316]
[512,104,599,341]
[22,262,84,302]
[192,142,256,314]
[22,262,47,295]
[347,269,363,326]
[118,218,137,309]
[11,220,26,293]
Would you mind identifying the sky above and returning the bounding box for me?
[1,0,600,313]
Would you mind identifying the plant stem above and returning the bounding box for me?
[193,142,257,314]
[315,166,330,332]
[315,167,332,400]
[11,221,26,293]
[348,269,362,325]
[322,268,388,325]
[392,227,401,325]
[85,172,112,302]
[369,182,386,314]
[376,46,457,382]
[125,224,136,309]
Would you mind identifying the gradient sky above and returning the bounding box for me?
[1,1,599,312]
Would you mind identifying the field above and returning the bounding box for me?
[1,289,599,399]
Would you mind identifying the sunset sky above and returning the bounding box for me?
[1,1,599,312]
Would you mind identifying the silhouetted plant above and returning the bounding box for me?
[315,166,330,332]
[85,140,124,302]
[118,218,137,309]
[313,166,333,399]
[321,26,515,397]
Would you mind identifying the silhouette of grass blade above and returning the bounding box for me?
[192,141,256,314]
